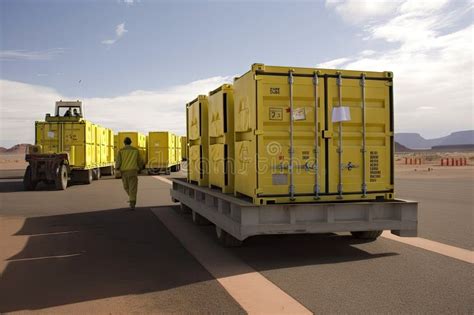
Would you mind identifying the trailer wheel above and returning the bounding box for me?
[92,168,101,180]
[351,230,383,240]
[216,226,242,247]
[84,169,93,184]
[192,210,211,225]
[23,166,37,191]
[55,165,68,190]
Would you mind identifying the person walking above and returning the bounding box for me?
[116,137,144,210]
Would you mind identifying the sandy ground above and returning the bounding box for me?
[0,154,27,170]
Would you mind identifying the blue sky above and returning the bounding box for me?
[0,0,473,147]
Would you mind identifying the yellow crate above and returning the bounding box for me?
[187,95,209,186]
[147,131,179,169]
[175,135,182,165]
[233,63,394,204]
[117,131,147,165]
[36,120,114,170]
[208,84,234,193]
[181,136,187,161]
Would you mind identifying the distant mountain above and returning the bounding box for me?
[0,144,30,155]
[394,142,411,152]
[395,130,474,149]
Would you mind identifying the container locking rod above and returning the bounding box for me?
[313,71,320,199]
[288,70,295,201]
[337,73,343,199]
[360,74,367,197]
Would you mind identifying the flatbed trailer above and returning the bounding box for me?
[170,178,418,246]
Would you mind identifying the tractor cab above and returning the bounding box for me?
[45,100,84,122]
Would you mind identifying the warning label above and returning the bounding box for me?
[269,107,283,120]
[370,151,381,182]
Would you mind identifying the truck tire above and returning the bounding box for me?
[351,230,383,240]
[55,165,68,190]
[192,210,211,225]
[23,166,37,191]
[84,169,93,184]
[216,226,242,247]
[92,168,101,180]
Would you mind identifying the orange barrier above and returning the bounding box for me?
[440,158,468,166]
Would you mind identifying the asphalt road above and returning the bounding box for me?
[396,176,473,250]
[0,171,472,313]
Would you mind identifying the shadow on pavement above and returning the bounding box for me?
[0,205,398,312]
[0,176,119,193]
[0,207,218,313]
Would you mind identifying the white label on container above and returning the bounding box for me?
[293,107,306,121]
[47,131,55,138]
[332,106,351,122]
[155,142,160,147]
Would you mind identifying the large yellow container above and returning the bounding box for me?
[175,135,182,166]
[208,84,234,193]
[233,64,394,204]
[147,131,178,170]
[117,131,147,165]
[187,95,209,186]
[181,136,187,161]
[36,120,114,169]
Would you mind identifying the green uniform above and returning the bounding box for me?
[116,145,143,208]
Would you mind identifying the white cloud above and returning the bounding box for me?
[115,23,128,37]
[120,0,138,5]
[325,0,402,24]
[318,57,350,69]
[321,0,474,138]
[0,77,232,147]
[0,48,65,61]
[102,23,128,45]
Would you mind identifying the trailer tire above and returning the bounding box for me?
[192,210,211,225]
[55,165,68,190]
[84,169,93,184]
[92,168,101,180]
[23,166,37,191]
[351,230,383,240]
[216,227,242,247]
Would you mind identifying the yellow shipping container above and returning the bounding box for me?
[117,131,147,165]
[187,95,209,186]
[36,119,114,170]
[233,64,394,204]
[146,131,180,174]
[175,135,182,167]
[208,84,234,193]
[181,136,187,161]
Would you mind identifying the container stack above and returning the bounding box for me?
[186,63,395,205]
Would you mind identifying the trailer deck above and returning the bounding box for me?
[170,178,418,244]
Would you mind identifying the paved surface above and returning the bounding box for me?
[0,170,473,313]
[0,175,244,314]
[0,169,24,180]
[396,170,474,250]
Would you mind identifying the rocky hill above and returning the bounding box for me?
[0,144,30,155]
[395,130,474,150]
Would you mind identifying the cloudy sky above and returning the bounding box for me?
[0,0,472,147]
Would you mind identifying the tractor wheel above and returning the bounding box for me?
[55,165,68,190]
[23,166,38,191]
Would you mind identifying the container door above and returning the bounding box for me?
[256,73,326,198]
[326,76,392,196]
[188,102,201,141]
[37,122,61,153]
